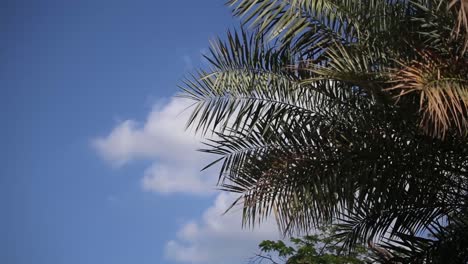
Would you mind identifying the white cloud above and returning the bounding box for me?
[93,97,216,195]
[95,96,284,263]
[165,193,281,264]
[93,98,202,166]
[141,163,215,195]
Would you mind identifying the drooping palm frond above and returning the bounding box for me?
[336,179,466,250]
[204,91,468,248]
[371,212,468,263]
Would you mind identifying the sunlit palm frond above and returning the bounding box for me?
[388,51,468,138]
[179,29,302,135]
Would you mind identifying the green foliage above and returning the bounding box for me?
[253,227,371,264]
[181,0,468,263]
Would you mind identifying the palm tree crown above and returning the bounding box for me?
[181,0,468,262]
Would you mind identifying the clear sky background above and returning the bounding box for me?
[2,1,280,264]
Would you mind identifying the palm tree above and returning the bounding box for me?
[181,0,468,262]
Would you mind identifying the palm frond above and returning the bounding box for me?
[448,0,468,53]
[388,51,468,138]
[226,0,360,45]
[374,213,468,263]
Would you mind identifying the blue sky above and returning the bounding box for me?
[2,1,280,264]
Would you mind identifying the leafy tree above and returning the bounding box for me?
[181,0,468,262]
[251,228,372,264]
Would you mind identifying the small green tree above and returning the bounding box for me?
[251,228,372,264]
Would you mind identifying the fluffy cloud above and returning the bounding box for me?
[95,96,284,263]
[93,97,216,195]
[93,98,202,166]
[165,192,281,264]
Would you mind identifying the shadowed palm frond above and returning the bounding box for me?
[371,213,468,263]
[448,0,468,53]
